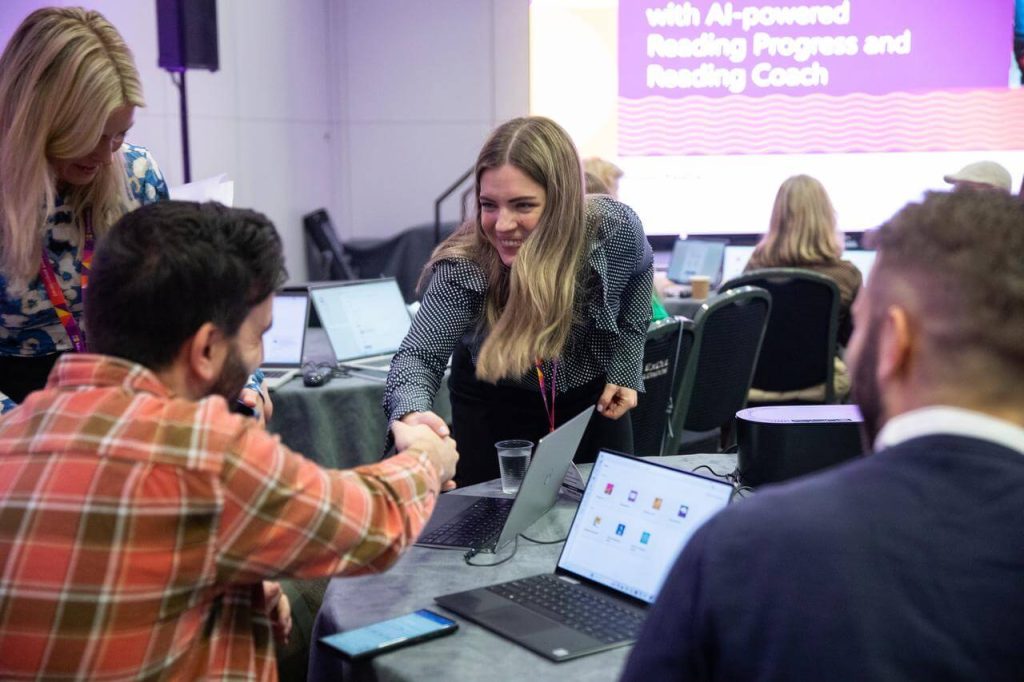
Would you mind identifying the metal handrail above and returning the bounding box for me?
[434,167,474,245]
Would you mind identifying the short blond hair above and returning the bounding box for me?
[0,7,145,290]
[583,157,623,198]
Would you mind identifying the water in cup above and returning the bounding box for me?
[496,439,533,495]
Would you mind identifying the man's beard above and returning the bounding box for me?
[209,341,251,403]
[850,317,884,450]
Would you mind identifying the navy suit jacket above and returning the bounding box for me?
[622,435,1024,681]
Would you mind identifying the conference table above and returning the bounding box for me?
[307,452,739,682]
[661,294,706,319]
[267,328,451,468]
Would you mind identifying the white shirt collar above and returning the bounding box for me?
[875,405,1024,456]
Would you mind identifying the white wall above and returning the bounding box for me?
[0,0,529,282]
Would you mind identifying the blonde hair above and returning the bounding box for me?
[751,174,843,267]
[0,7,144,291]
[583,157,623,198]
[427,116,590,383]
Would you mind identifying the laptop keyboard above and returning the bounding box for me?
[418,496,514,548]
[487,574,645,644]
[262,368,291,378]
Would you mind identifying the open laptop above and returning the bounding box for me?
[722,244,756,285]
[260,290,310,390]
[417,407,594,552]
[309,278,412,372]
[666,238,726,289]
[844,249,877,284]
[435,450,733,662]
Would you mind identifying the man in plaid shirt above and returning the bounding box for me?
[0,201,459,680]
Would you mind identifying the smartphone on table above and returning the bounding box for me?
[320,609,458,660]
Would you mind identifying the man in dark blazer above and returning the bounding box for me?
[622,189,1024,681]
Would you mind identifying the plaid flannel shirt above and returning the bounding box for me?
[0,354,441,680]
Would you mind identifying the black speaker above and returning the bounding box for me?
[735,405,867,487]
[157,0,219,72]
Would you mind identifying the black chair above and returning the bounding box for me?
[664,286,772,455]
[719,268,841,404]
[630,318,685,456]
[303,209,357,281]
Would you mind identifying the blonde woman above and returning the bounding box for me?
[0,7,168,410]
[384,117,653,485]
[745,174,861,401]
[746,174,861,344]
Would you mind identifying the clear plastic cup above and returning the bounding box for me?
[495,439,533,494]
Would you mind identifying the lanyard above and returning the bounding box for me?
[38,210,93,353]
[535,358,558,433]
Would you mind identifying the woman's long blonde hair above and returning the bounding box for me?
[751,174,843,267]
[0,7,144,291]
[427,116,590,383]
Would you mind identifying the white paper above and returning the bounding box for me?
[169,173,234,206]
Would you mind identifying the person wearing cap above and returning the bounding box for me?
[943,160,1013,193]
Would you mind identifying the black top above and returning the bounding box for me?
[622,434,1024,682]
[383,196,653,423]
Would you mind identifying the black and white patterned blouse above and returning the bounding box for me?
[383,195,654,423]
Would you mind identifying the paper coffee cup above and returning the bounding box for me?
[691,275,711,299]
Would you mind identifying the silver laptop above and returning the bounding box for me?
[309,278,412,372]
[435,450,733,662]
[260,291,310,391]
[417,407,595,552]
[666,238,726,287]
[721,244,755,285]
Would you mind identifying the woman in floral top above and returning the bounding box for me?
[0,7,168,410]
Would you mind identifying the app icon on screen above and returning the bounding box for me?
[652,497,663,510]
[604,483,614,495]
[678,504,689,518]
[615,523,626,536]
[628,490,638,502]
[593,515,602,526]
[640,531,651,545]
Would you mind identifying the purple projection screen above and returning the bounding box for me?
[528,0,1024,235]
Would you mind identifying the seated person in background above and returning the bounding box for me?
[622,188,1024,682]
[745,174,861,399]
[584,156,624,198]
[385,117,652,486]
[583,158,668,322]
[0,201,458,679]
[943,160,1012,193]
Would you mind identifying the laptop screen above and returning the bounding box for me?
[263,293,309,366]
[556,451,733,604]
[666,239,725,285]
[310,279,412,361]
[844,249,877,284]
[722,245,755,285]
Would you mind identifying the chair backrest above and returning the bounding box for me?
[303,209,357,281]
[664,286,772,455]
[630,317,683,457]
[720,268,840,403]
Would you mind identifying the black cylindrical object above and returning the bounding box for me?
[736,405,866,487]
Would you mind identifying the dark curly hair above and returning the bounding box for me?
[85,200,286,369]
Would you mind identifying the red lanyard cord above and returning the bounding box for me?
[534,358,558,433]
[39,210,93,353]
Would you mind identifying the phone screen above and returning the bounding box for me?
[321,609,458,659]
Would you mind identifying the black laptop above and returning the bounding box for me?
[435,450,733,661]
[416,407,594,552]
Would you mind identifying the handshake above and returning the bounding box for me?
[392,410,459,489]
